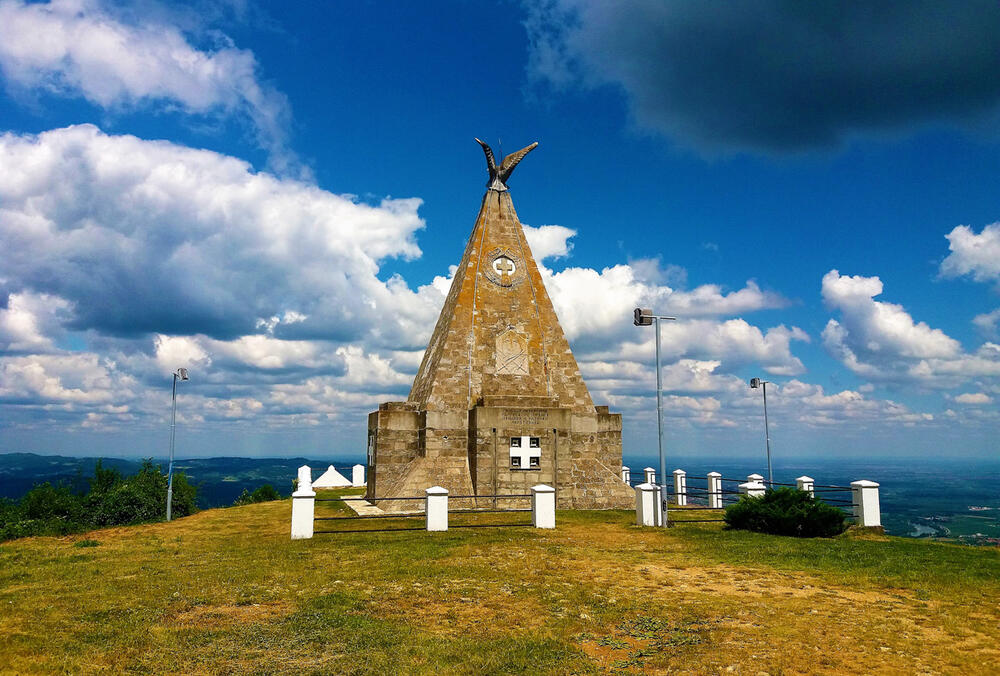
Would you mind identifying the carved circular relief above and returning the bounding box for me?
[484,247,525,288]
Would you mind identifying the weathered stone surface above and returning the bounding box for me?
[367,144,631,510]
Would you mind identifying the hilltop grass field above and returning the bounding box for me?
[1,493,998,674]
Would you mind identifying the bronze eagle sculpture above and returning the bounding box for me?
[475,138,538,192]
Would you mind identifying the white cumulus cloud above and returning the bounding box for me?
[0,291,71,353]
[522,224,576,260]
[0,0,295,171]
[954,392,993,405]
[0,124,434,348]
[0,353,127,404]
[973,308,1000,339]
[0,125,440,432]
[940,223,1000,285]
[821,269,1000,387]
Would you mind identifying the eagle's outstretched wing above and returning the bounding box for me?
[498,142,538,186]
[475,137,498,179]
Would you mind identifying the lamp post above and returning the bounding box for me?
[749,377,773,486]
[634,308,676,526]
[166,367,189,522]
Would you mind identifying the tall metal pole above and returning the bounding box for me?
[655,317,667,527]
[166,372,178,521]
[634,308,675,525]
[762,381,773,486]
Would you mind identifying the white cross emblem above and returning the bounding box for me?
[509,436,540,469]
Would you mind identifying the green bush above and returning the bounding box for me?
[724,487,847,537]
[1,482,88,539]
[87,459,196,526]
[0,458,198,541]
[232,484,282,506]
[20,481,84,522]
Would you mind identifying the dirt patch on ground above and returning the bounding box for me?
[168,601,292,629]
[636,562,906,605]
[367,582,548,637]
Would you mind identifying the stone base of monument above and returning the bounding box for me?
[367,398,633,512]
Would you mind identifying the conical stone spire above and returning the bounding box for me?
[408,186,594,414]
[366,140,632,510]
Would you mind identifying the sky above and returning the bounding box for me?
[1,0,999,463]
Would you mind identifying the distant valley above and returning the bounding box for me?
[0,453,363,508]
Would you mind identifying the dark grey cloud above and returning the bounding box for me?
[526,0,1000,153]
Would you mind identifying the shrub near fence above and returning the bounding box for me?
[625,466,882,530]
[724,487,847,537]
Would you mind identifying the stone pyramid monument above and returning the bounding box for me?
[366,139,632,510]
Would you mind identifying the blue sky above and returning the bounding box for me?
[1,0,999,462]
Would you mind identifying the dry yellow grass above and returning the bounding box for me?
[1,499,998,674]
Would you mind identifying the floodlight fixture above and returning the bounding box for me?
[633,308,654,326]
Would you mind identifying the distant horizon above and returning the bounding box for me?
[4,448,997,468]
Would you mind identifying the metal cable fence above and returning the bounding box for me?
[621,467,859,518]
[312,492,535,533]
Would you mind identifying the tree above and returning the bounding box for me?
[233,484,282,506]
[2,458,198,541]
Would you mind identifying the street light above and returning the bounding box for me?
[633,307,676,527]
[166,367,189,522]
[749,377,773,486]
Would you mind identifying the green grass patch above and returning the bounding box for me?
[1,500,998,673]
[679,522,1000,597]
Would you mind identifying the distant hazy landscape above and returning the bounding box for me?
[0,453,361,509]
[623,454,1000,546]
[2,452,997,546]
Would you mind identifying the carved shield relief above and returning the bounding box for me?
[495,330,529,375]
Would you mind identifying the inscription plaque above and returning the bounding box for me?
[500,409,550,426]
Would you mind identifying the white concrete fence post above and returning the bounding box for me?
[644,467,656,485]
[621,466,631,484]
[739,480,766,498]
[291,464,316,540]
[531,484,556,529]
[673,469,687,506]
[851,480,881,528]
[425,486,449,532]
[796,475,815,497]
[352,464,366,487]
[707,472,722,509]
[634,482,661,527]
[747,473,764,485]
